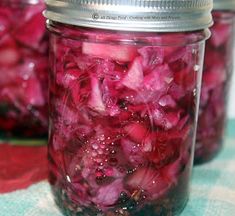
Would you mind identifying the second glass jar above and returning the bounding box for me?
[195,10,235,164]
[0,0,48,144]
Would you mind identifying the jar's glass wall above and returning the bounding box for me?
[195,11,235,164]
[48,22,208,216]
[0,0,48,144]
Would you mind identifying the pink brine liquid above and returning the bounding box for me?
[48,24,207,215]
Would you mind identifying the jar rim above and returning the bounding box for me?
[47,20,211,46]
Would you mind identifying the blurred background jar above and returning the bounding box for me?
[195,0,235,164]
[0,0,48,145]
[45,0,212,215]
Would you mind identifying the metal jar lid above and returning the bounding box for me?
[44,0,213,32]
[213,0,235,10]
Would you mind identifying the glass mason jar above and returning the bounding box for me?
[0,0,48,145]
[195,1,235,164]
[45,1,212,215]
